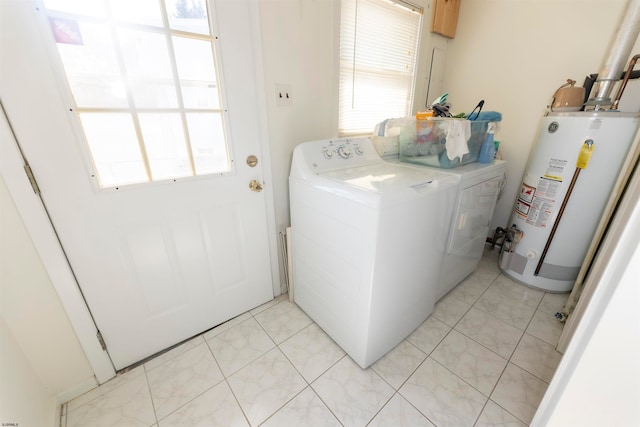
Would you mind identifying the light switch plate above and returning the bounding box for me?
[275,84,293,107]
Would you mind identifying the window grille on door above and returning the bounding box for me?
[43,0,230,188]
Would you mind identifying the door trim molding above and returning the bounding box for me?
[0,103,116,385]
[246,0,282,297]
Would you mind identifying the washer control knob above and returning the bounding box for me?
[354,145,363,155]
[526,250,537,259]
[323,148,334,159]
[338,146,351,159]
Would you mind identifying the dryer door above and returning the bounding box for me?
[436,175,502,300]
[448,176,502,256]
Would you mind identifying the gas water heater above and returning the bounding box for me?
[501,111,639,292]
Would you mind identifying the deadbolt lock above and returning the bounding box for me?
[249,179,263,192]
[246,155,258,167]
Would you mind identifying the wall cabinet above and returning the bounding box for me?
[431,0,460,38]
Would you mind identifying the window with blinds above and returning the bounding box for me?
[339,0,423,136]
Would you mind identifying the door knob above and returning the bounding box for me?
[246,155,258,167]
[249,179,263,192]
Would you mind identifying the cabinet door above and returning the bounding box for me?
[431,0,460,38]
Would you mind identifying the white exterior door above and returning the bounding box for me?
[0,0,276,370]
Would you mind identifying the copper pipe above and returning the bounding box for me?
[611,54,640,110]
[535,168,581,276]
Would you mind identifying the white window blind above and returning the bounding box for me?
[339,0,422,136]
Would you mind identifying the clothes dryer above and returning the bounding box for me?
[431,161,506,299]
[383,152,506,300]
[289,137,458,368]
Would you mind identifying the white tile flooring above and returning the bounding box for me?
[61,249,566,427]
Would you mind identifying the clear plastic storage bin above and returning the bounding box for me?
[398,118,491,168]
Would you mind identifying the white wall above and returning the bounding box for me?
[0,176,95,418]
[0,317,58,427]
[258,0,340,291]
[443,0,640,232]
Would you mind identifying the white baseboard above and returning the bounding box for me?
[56,376,98,406]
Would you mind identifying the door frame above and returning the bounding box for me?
[0,0,280,386]
[1,103,115,384]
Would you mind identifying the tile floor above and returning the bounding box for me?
[60,249,567,427]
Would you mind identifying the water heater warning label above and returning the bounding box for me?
[546,158,567,179]
[515,175,562,228]
[535,176,562,199]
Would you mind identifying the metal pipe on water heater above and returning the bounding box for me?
[587,0,640,109]
[612,54,640,110]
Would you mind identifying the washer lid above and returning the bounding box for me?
[320,162,440,193]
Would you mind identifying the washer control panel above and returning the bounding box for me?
[322,139,366,160]
[292,137,381,177]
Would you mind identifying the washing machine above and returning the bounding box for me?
[378,137,506,300]
[289,137,458,368]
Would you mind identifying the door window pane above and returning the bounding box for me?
[119,30,173,80]
[180,81,220,109]
[138,114,191,180]
[80,113,147,186]
[111,0,163,27]
[186,113,228,174]
[173,36,219,109]
[118,29,178,108]
[173,37,216,81]
[165,0,210,35]
[54,21,127,108]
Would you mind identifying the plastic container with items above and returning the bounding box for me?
[399,117,495,168]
